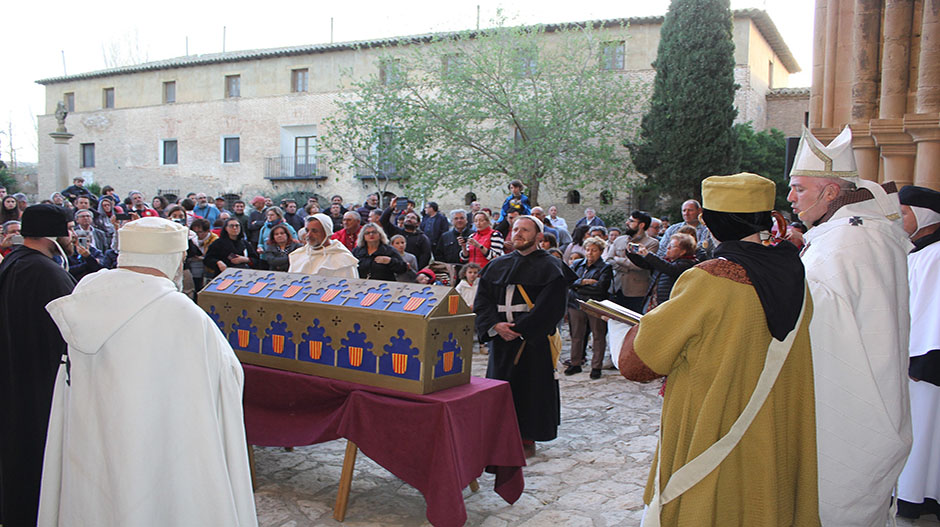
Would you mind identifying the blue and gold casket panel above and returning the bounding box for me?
[199,269,473,394]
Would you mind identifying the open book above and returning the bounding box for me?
[578,299,643,326]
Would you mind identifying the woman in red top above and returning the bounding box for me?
[460,211,504,267]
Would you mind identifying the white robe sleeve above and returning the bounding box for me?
[37,360,69,527]
[209,322,258,527]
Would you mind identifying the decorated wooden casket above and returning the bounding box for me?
[197,268,474,394]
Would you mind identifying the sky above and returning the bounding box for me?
[1,0,814,164]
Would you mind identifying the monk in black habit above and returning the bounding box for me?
[475,216,575,456]
[0,204,76,526]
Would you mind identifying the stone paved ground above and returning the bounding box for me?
[253,335,940,527]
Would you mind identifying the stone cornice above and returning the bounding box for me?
[871,118,914,148]
[36,9,799,85]
[904,112,940,142]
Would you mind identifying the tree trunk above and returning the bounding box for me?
[527,175,541,206]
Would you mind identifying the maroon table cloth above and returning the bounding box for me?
[242,365,526,527]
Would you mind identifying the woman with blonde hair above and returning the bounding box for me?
[353,223,406,281]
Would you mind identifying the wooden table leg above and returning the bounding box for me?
[469,479,480,492]
[333,440,359,522]
[247,444,257,490]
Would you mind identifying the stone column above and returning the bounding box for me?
[49,131,74,193]
[810,0,829,128]
[880,0,914,118]
[916,0,940,113]
[905,113,940,189]
[851,0,882,123]
[848,123,880,182]
[901,0,940,191]
[833,0,857,127]
[872,118,916,188]
[822,0,840,128]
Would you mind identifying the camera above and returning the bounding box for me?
[628,243,641,253]
[395,198,409,212]
[115,213,132,221]
[77,237,90,249]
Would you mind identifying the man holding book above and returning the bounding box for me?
[619,173,818,526]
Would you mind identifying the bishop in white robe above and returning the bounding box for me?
[788,127,912,527]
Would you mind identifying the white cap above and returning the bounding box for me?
[516,215,544,232]
[307,213,334,237]
[789,126,902,222]
[118,217,189,254]
[789,126,858,179]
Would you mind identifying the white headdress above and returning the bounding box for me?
[789,126,901,221]
[117,217,189,280]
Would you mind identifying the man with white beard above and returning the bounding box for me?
[787,126,912,527]
[40,217,258,526]
[289,213,359,278]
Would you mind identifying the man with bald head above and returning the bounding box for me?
[788,127,912,526]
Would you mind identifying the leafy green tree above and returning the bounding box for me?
[322,17,642,205]
[0,163,17,195]
[735,123,789,211]
[629,0,740,214]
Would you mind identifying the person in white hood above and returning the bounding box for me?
[40,217,258,527]
[288,212,358,278]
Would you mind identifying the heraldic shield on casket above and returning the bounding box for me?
[198,269,474,394]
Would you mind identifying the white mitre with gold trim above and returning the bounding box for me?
[789,126,858,179]
[789,126,901,221]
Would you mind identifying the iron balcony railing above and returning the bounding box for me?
[264,155,324,180]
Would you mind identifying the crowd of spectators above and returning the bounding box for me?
[3,178,815,380]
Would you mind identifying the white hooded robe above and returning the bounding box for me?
[40,269,258,527]
[802,197,913,527]
[897,238,940,506]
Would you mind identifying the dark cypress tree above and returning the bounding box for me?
[630,0,740,214]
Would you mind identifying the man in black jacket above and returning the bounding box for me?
[434,209,472,265]
[381,198,432,269]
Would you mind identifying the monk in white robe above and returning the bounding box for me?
[897,185,940,520]
[289,213,358,278]
[40,217,258,527]
[788,127,912,527]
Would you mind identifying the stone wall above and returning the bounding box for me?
[36,11,803,215]
[766,89,810,137]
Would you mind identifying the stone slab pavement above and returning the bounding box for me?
[252,335,938,527]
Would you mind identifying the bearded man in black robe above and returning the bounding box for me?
[474,215,575,457]
[0,204,76,525]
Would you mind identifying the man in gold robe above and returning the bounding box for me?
[620,173,819,526]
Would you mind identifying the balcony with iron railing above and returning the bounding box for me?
[263,155,326,180]
[354,162,406,181]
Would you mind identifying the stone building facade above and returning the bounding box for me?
[36,9,802,216]
[809,0,940,191]
[766,88,811,137]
